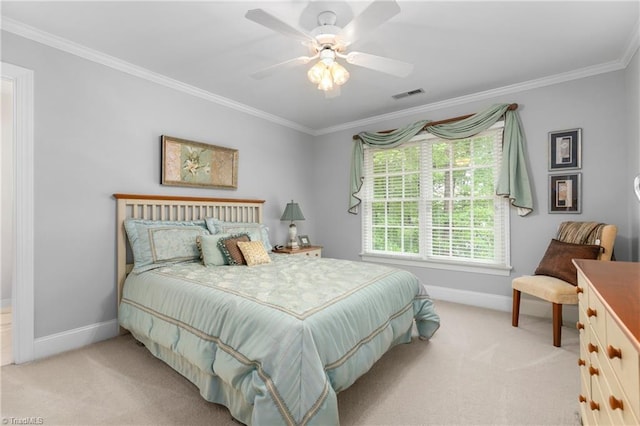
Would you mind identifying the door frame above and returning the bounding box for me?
[2,62,35,363]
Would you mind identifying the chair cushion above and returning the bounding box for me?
[534,239,601,285]
[512,275,579,305]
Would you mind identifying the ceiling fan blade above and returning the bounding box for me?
[245,9,316,45]
[339,0,401,46]
[345,51,413,77]
[250,56,313,80]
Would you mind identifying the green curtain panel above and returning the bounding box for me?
[349,103,533,216]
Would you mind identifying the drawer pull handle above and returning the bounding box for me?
[576,286,584,294]
[577,358,586,367]
[609,396,624,411]
[589,401,600,411]
[586,307,597,318]
[579,395,587,403]
[607,345,622,359]
[589,366,599,376]
[588,343,598,353]
[576,322,584,330]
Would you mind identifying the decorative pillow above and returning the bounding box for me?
[196,233,232,266]
[124,219,209,273]
[534,239,601,285]
[217,233,250,265]
[237,240,272,266]
[205,218,272,251]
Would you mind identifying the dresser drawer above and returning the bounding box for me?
[578,304,589,341]
[590,370,613,426]
[298,248,321,257]
[606,314,640,419]
[598,348,640,426]
[577,272,589,308]
[608,397,640,426]
[579,338,591,396]
[587,292,606,346]
[580,375,593,426]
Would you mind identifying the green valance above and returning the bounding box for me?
[349,103,533,216]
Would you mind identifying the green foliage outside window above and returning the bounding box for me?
[365,131,502,263]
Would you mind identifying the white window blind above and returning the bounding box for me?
[361,124,510,270]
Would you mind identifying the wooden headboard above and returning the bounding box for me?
[114,193,265,310]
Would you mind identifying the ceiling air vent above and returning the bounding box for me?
[392,88,425,100]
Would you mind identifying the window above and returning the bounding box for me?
[361,123,510,274]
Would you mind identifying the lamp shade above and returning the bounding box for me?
[280,200,305,222]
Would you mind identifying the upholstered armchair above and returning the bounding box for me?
[511,222,617,347]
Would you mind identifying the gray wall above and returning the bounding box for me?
[1,32,317,338]
[311,69,636,299]
[2,29,638,341]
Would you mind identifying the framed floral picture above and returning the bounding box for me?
[161,135,238,189]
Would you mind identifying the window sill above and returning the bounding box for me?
[360,253,512,276]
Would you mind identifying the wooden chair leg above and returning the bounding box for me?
[552,303,563,347]
[512,289,521,327]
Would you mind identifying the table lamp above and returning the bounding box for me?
[281,200,305,249]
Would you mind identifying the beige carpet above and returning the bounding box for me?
[0,301,581,425]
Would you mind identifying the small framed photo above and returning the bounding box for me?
[548,128,581,170]
[298,235,311,247]
[549,173,581,213]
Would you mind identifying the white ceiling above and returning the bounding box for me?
[2,1,639,134]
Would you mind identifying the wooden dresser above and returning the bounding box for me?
[575,260,640,425]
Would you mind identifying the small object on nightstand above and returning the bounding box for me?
[273,245,322,258]
[298,235,311,247]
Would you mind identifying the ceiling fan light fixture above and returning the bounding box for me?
[330,62,349,86]
[307,61,325,84]
[308,48,349,91]
[246,1,414,96]
[318,67,334,91]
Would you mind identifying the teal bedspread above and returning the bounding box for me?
[119,255,440,425]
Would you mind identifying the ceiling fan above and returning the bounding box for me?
[245,0,413,95]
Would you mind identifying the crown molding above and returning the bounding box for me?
[2,16,636,138]
[318,11,640,136]
[621,18,640,67]
[1,17,316,135]
[315,59,627,136]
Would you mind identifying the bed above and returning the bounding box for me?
[115,194,440,426]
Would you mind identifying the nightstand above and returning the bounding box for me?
[272,245,322,258]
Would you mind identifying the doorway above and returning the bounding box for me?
[1,62,35,364]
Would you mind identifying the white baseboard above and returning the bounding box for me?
[425,284,579,324]
[33,319,119,361]
[1,298,11,309]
